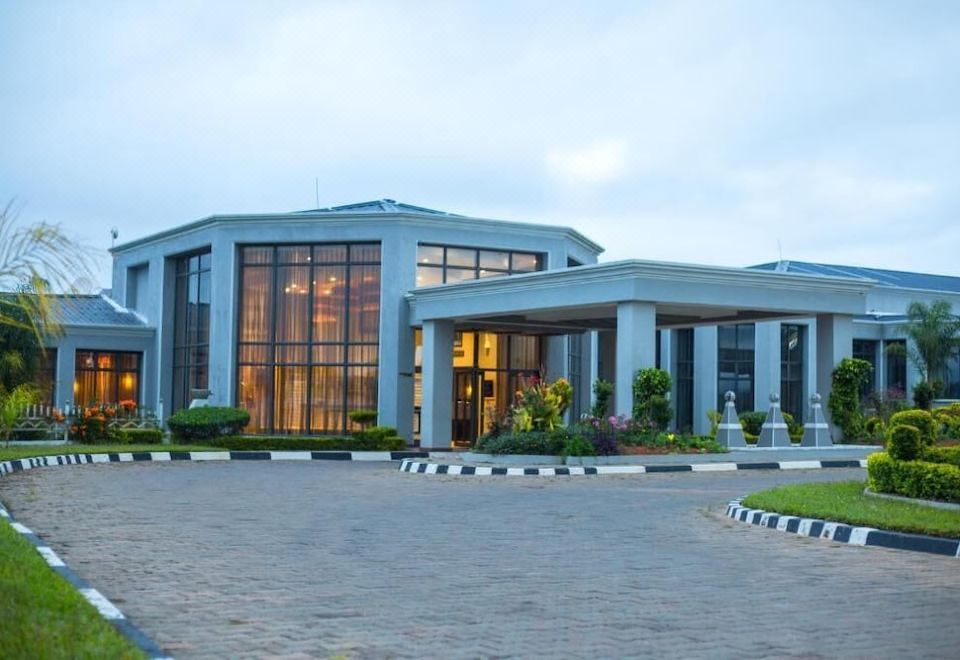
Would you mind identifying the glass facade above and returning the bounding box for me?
[172,250,211,411]
[567,333,583,423]
[675,329,694,432]
[718,324,755,411]
[415,244,542,286]
[414,330,541,444]
[945,345,960,399]
[780,324,805,421]
[853,339,878,400]
[236,243,381,434]
[74,350,141,406]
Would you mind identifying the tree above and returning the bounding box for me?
[0,286,42,391]
[0,200,96,345]
[900,300,960,384]
[0,384,38,447]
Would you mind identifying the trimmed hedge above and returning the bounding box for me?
[888,409,937,446]
[474,430,570,455]
[109,428,164,445]
[167,407,251,442]
[921,445,960,468]
[867,452,960,504]
[208,435,406,451]
[887,424,922,461]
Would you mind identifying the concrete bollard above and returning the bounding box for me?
[758,393,792,447]
[716,391,747,448]
[801,393,833,447]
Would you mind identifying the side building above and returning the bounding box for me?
[37,200,960,445]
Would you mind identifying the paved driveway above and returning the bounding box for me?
[1,462,958,658]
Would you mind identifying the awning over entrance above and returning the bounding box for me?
[406,259,876,448]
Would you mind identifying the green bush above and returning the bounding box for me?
[911,381,939,411]
[209,435,406,451]
[867,452,960,504]
[632,368,673,428]
[827,357,873,441]
[561,435,596,457]
[348,409,378,427]
[474,429,570,455]
[166,407,251,442]
[920,445,960,467]
[352,425,398,442]
[886,424,922,461]
[109,428,164,445]
[863,416,885,441]
[591,379,614,418]
[889,409,937,446]
[738,412,767,436]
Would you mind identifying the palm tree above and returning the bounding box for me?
[900,299,960,384]
[0,200,96,344]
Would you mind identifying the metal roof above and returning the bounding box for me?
[50,294,148,327]
[293,199,463,217]
[749,261,960,294]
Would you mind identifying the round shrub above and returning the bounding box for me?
[166,406,251,442]
[738,411,767,436]
[827,357,873,440]
[887,424,922,461]
[888,409,937,446]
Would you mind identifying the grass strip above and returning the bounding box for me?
[0,518,143,658]
[742,480,960,539]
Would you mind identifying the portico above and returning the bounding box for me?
[407,260,874,448]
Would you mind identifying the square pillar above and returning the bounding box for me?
[753,321,781,411]
[615,301,657,417]
[693,326,718,435]
[420,319,455,449]
[816,314,853,435]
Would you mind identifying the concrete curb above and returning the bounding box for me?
[397,457,868,476]
[725,497,960,558]
[0,450,428,478]
[0,501,172,659]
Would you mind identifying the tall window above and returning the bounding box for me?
[945,345,960,399]
[567,334,583,422]
[718,324,755,411]
[74,351,141,406]
[37,349,57,407]
[780,325,805,421]
[884,339,907,395]
[415,244,542,286]
[853,339,878,400]
[237,243,381,434]
[675,329,694,432]
[173,250,211,411]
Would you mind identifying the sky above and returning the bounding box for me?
[1,1,958,289]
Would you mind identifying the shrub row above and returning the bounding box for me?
[920,445,960,468]
[167,407,250,442]
[867,452,960,504]
[108,428,165,445]
[473,430,570,455]
[208,434,406,452]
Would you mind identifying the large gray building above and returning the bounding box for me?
[40,200,960,447]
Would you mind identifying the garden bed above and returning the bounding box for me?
[741,481,960,539]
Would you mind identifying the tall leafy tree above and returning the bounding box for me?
[900,299,960,383]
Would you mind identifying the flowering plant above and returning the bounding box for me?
[511,375,573,433]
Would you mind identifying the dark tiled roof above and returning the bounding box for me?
[293,199,463,217]
[749,261,960,294]
[51,295,148,327]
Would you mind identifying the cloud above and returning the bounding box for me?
[545,139,628,185]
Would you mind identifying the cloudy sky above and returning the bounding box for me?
[2,1,958,287]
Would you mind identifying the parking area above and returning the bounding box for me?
[2,461,958,658]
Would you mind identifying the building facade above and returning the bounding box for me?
[40,200,960,445]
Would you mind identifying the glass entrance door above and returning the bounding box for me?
[452,369,478,446]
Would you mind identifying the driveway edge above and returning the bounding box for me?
[725,497,960,558]
[398,457,868,476]
[0,501,172,659]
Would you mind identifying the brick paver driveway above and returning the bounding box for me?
[2,462,958,658]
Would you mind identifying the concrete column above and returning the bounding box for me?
[420,319,455,448]
[693,326,718,435]
[816,314,854,433]
[754,321,781,413]
[614,301,657,417]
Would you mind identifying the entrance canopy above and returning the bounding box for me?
[406,259,875,332]
[407,259,876,448]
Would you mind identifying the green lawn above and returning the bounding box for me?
[0,519,144,658]
[0,443,217,463]
[742,480,960,539]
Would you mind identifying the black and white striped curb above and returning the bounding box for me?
[398,457,868,476]
[1,450,429,478]
[0,501,171,659]
[726,497,960,558]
